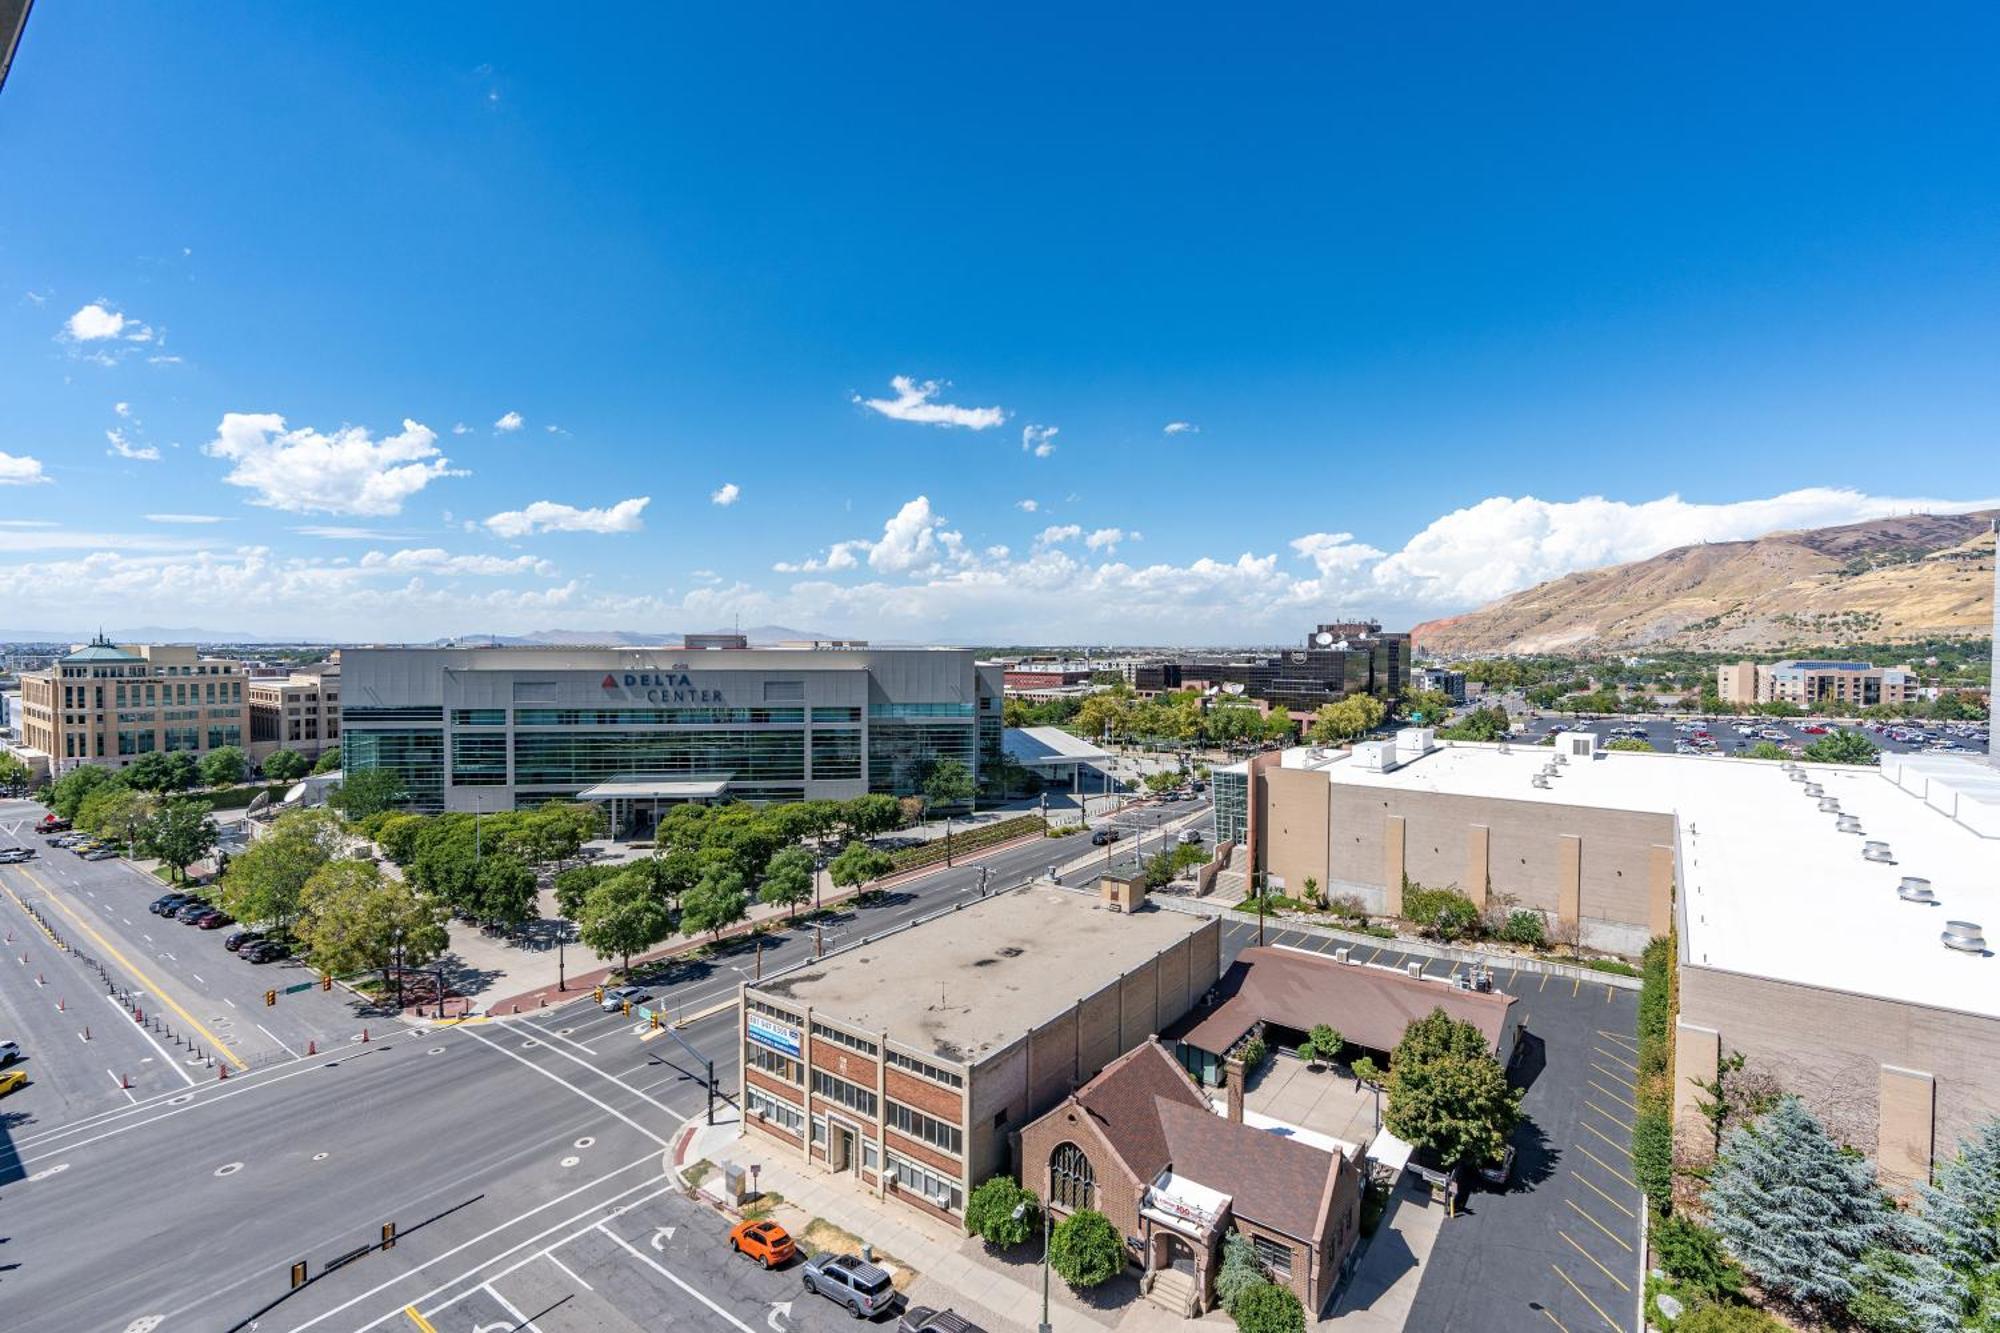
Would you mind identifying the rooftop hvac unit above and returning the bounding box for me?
[1554,751,1569,766]
[1531,774,1551,789]
[1940,921,1987,954]
[1819,797,1842,813]
[1787,769,1807,782]
[1836,814,1863,834]
[1803,783,1823,797]
[1863,840,1894,863]
[1897,877,1938,904]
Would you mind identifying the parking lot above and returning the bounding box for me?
[1511,712,1987,760]
[1212,914,1645,1333]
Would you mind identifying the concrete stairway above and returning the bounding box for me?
[1142,1266,1203,1317]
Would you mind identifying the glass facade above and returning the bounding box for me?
[810,728,863,781]
[867,721,975,797]
[516,707,804,726]
[512,729,805,787]
[1213,765,1248,846]
[451,733,509,786]
[346,728,447,811]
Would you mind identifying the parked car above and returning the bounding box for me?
[899,1308,985,1333]
[728,1219,796,1269]
[175,901,216,923]
[150,893,194,915]
[35,815,69,832]
[0,847,35,863]
[0,1039,20,1066]
[240,940,290,963]
[1089,828,1123,846]
[1177,829,1204,845]
[0,1068,26,1098]
[802,1252,897,1319]
[601,985,652,1013]
[224,930,264,953]
[84,847,120,861]
[192,909,232,929]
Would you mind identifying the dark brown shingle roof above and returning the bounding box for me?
[1175,946,1516,1057]
[1073,1039,1210,1183]
[1152,1096,1338,1240]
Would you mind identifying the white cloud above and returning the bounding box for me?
[774,496,969,577]
[452,422,471,435]
[1036,523,1083,546]
[358,547,556,578]
[1289,531,1388,577]
[710,482,741,507]
[1085,527,1139,552]
[64,302,149,342]
[494,411,524,433]
[1163,421,1199,435]
[292,525,411,540]
[105,429,160,462]
[1021,423,1058,457]
[853,376,1005,430]
[145,514,225,524]
[0,527,217,553]
[545,424,569,437]
[0,519,59,527]
[483,496,650,538]
[0,451,51,485]
[114,401,132,418]
[1016,499,1039,512]
[204,413,461,516]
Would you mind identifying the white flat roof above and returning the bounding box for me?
[1003,725,1110,765]
[1304,742,2000,1018]
[576,777,730,800]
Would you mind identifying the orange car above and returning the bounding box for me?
[728,1219,796,1268]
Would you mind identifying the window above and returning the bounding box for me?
[745,1086,804,1135]
[885,1049,963,1089]
[1251,1235,1293,1279]
[885,1152,963,1212]
[811,1116,827,1146]
[746,1044,801,1083]
[862,1141,879,1171]
[812,1070,877,1118]
[749,998,802,1026]
[1050,1142,1095,1211]
[811,706,862,723]
[810,729,862,781]
[886,1101,962,1156]
[451,708,507,727]
[811,1023,878,1057]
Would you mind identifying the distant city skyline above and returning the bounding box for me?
[4,6,1999,641]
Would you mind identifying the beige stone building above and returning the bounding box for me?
[16,636,249,773]
[1716,657,1917,710]
[738,886,1220,1230]
[247,661,341,761]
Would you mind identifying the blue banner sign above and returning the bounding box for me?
[747,1013,802,1059]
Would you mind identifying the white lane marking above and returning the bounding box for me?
[455,1026,670,1148]
[517,1015,599,1057]
[542,1249,593,1291]
[255,1022,296,1057]
[143,933,153,942]
[122,917,134,925]
[190,972,204,984]
[106,993,198,1088]
[108,1070,138,1104]
[307,1168,677,1332]
[597,1223,757,1332]
[223,997,237,1009]
[481,1283,543,1333]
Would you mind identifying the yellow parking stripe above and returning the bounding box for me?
[1590,1062,1636,1090]
[1539,1308,1575,1333]
[1604,984,1614,1002]
[1365,946,1383,965]
[1552,1263,1625,1332]
[1571,975,1582,997]
[10,866,244,1068]
[403,1308,439,1333]
[1560,1231,1631,1292]
[1587,1080,1640,1113]
[1575,1144,1637,1190]
[1580,1120,1633,1157]
[1574,1170,1636,1218]
[1539,971,1550,992]
[1596,1029,1639,1050]
[1593,1045,1638,1070]
[1585,1102,1633,1131]
[1565,1197,1632,1251]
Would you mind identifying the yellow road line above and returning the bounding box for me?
[1365,946,1383,965]
[1565,1197,1632,1251]
[1573,1170,1636,1218]
[1575,1144,1637,1190]
[1592,1045,1638,1070]
[1539,1307,1574,1333]
[1580,1120,1633,1157]
[1596,1029,1639,1050]
[1585,1101,1633,1131]
[1571,975,1581,997]
[1604,984,1613,1002]
[1587,1080,1640,1113]
[403,1307,439,1333]
[1551,1262,1624,1332]
[1560,1231,1631,1292]
[1589,1062,1636,1090]
[11,866,245,1069]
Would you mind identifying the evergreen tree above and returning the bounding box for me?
[1703,1096,1890,1313]
[1867,1117,2000,1332]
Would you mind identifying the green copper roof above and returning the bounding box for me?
[63,633,142,663]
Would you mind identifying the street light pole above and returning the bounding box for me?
[1013,1201,1053,1333]
[557,931,566,992]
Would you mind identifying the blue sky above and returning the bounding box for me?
[2,4,1997,643]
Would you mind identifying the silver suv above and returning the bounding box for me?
[802,1252,896,1319]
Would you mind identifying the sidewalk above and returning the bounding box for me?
[1324,1183,1444,1329]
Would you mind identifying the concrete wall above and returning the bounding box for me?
[1679,963,2000,1194]
[1263,765,1331,899]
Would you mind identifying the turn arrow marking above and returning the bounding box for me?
[767,1300,792,1331]
[649,1225,676,1251]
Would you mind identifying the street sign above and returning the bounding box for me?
[283,981,315,995]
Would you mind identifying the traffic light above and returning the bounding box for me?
[320,974,332,992]
[650,1011,661,1030]
[621,1000,632,1016]
[593,985,605,1003]
[264,989,277,1007]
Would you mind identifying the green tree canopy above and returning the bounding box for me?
[1231,1282,1306,1333]
[0,752,31,789]
[681,866,747,941]
[297,859,450,993]
[576,866,675,973]
[76,785,158,843]
[329,767,407,821]
[757,846,814,920]
[473,852,539,928]
[1383,1008,1522,1168]
[219,807,344,930]
[199,746,248,787]
[828,842,894,896]
[921,757,976,812]
[47,763,118,820]
[1802,730,1880,765]
[263,749,310,782]
[312,746,342,774]
[963,1176,1040,1248]
[1047,1208,1123,1288]
[147,797,218,882]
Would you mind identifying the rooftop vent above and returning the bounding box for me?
[1803,783,1824,798]
[1898,877,1938,904]
[1863,840,1894,863]
[1530,774,1551,789]
[1819,797,1842,814]
[1836,814,1863,834]
[1554,752,1569,766]
[1941,921,1987,954]
[1787,769,1807,783]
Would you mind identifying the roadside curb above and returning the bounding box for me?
[673,996,738,1029]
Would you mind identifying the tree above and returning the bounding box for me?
[1435,705,1510,743]
[329,767,407,821]
[1300,1024,1344,1066]
[839,794,903,842]
[373,812,430,866]
[313,746,343,774]
[1383,1008,1522,1168]
[828,842,894,905]
[1703,1096,1890,1313]
[576,867,674,974]
[47,763,117,819]
[1803,730,1880,765]
[1230,1281,1306,1333]
[474,852,539,929]
[681,866,747,941]
[963,1176,1039,1248]
[1743,741,1790,761]
[553,862,622,921]
[758,846,814,920]
[127,750,198,792]
[1858,1117,2000,1332]
[1310,694,1388,744]
[1214,1231,1267,1313]
[0,752,30,790]
[922,757,976,814]
[1399,689,1455,726]
[219,807,343,931]
[147,797,218,882]
[199,746,248,787]
[77,785,157,844]
[1047,1208,1123,1288]
[1606,737,1655,753]
[296,859,450,999]
[263,749,309,782]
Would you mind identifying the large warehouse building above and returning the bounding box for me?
[338,644,1003,820]
[1221,728,2000,1191]
[737,887,1222,1228]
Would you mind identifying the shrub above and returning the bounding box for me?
[1652,1213,1743,1299]
[964,1176,1039,1248]
[1633,1109,1674,1207]
[1584,958,1641,978]
[1326,893,1369,921]
[1633,933,1677,1211]
[1673,1303,1783,1333]
[1498,910,1546,947]
[1213,1232,1265,1313]
[886,815,1047,872]
[1230,1281,1306,1333]
[1239,1033,1269,1071]
[1401,884,1481,941]
[1047,1208,1123,1288]
[1300,1024,1343,1065]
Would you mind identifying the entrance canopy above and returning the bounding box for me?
[576,776,730,801]
[1367,1126,1414,1176]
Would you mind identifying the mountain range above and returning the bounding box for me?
[1411,510,1998,656]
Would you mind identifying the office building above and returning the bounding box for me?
[1133,623,1410,720]
[339,644,1003,820]
[15,637,250,773]
[247,661,341,761]
[738,887,1221,1228]
[1716,658,1917,710]
[1409,666,1466,704]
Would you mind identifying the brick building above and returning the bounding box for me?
[16,636,249,774]
[736,887,1221,1228]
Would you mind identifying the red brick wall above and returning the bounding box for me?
[812,1041,879,1084]
[884,1129,959,1178]
[1017,1102,1145,1245]
[747,1116,801,1150]
[745,1067,802,1103]
[884,1179,967,1230]
[886,1067,962,1122]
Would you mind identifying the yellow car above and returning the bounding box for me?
[0,1069,27,1097]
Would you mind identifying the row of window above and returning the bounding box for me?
[886,1101,961,1156]
[886,1151,963,1212]
[748,998,802,1027]
[746,1044,801,1083]
[811,1022,877,1057]
[886,1049,964,1089]
[63,680,245,709]
[747,1086,804,1134]
[811,1069,877,1118]
[511,707,807,726]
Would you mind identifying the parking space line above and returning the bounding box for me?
[1539,971,1550,992]
[1587,1080,1640,1113]
[1573,1171,1636,1218]
[1564,1197,1632,1251]
[401,1307,437,1333]
[1571,976,1581,997]
[1585,1101,1632,1131]
[1551,1262,1625,1331]
[1604,984,1614,1002]
[1538,1308,1575,1333]
[1589,1063,1635,1090]
[1365,946,1383,965]
[543,1249,594,1291]
[1559,1231,1630,1292]
[596,1223,757,1332]
[1580,1120,1632,1157]
[1592,1045,1637,1071]
[1596,1029,1639,1050]
[482,1282,543,1333]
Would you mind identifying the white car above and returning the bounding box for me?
[0,1040,19,1066]
[601,985,652,1013]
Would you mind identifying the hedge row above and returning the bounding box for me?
[203,782,292,811]
[1633,933,1675,1210]
[887,815,1048,872]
